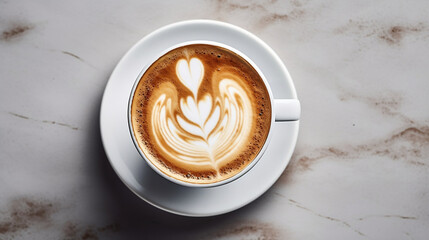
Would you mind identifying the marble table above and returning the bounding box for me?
[1,0,428,239]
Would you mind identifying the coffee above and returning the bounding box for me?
[130,44,272,184]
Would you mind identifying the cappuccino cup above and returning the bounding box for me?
[128,41,300,187]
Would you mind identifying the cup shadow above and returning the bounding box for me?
[85,83,272,238]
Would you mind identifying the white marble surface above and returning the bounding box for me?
[1,0,428,239]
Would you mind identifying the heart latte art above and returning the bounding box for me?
[153,58,253,171]
[131,44,271,184]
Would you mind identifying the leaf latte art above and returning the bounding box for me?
[131,44,272,184]
[152,58,253,172]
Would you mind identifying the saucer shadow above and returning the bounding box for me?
[85,81,271,239]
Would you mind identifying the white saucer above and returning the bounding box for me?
[100,20,299,217]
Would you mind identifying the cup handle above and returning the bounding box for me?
[274,99,301,121]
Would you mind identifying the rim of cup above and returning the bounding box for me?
[128,40,275,188]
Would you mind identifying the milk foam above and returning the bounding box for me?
[151,58,253,172]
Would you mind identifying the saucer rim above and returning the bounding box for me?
[100,19,299,217]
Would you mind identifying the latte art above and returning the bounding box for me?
[152,58,253,172]
[131,44,272,184]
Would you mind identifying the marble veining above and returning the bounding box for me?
[61,51,84,62]
[335,20,428,46]
[0,25,33,41]
[1,0,428,239]
[283,196,366,237]
[214,0,308,30]
[285,125,429,175]
[8,112,79,131]
[205,222,279,239]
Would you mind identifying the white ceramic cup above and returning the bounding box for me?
[128,40,300,188]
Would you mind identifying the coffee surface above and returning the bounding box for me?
[130,44,272,184]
